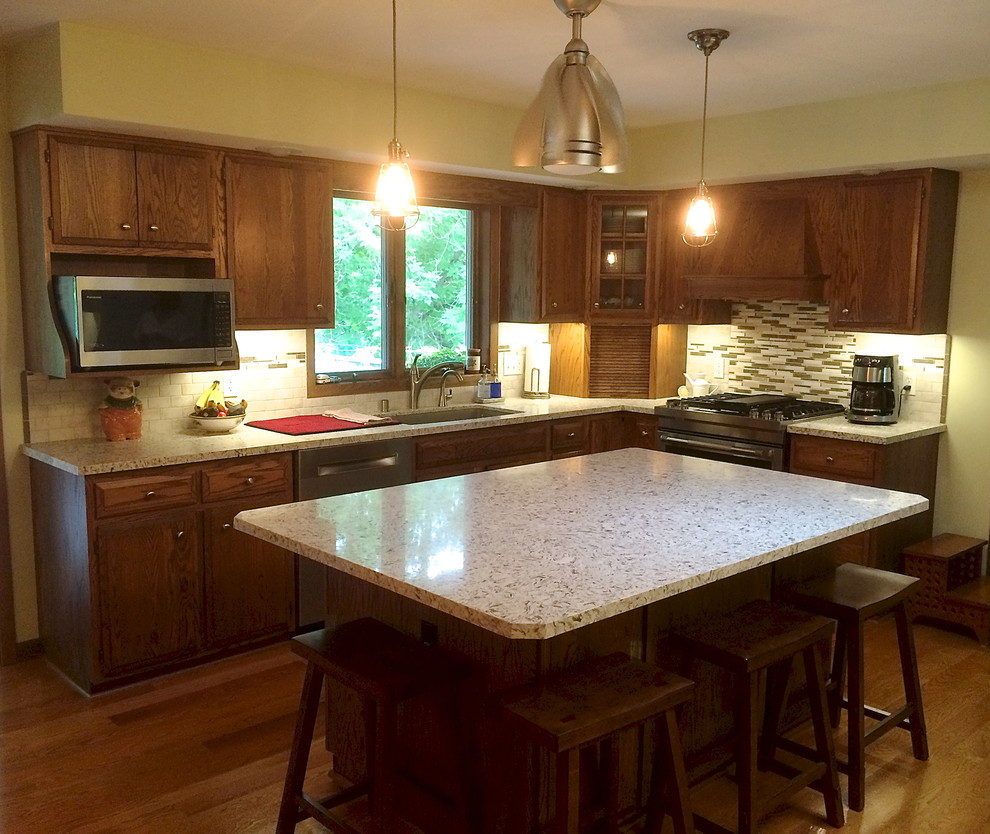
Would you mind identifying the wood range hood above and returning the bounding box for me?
[683,195,829,302]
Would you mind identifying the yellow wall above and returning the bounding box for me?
[1,22,989,643]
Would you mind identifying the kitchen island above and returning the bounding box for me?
[236,447,927,832]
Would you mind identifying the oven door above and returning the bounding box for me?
[657,430,784,470]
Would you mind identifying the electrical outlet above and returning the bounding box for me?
[502,352,523,375]
[902,373,915,393]
[713,356,726,379]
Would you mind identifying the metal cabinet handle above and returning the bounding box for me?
[245,476,256,485]
[678,303,686,310]
[148,224,160,231]
[825,456,834,463]
[316,303,324,311]
[567,432,576,438]
[841,308,850,315]
[222,522,232,530]
[176,530,185,540]
[593,302,600,308]
[552,302,558,308]
[145,490,156,499]
[121,223,132,230]
[640,430,649,436]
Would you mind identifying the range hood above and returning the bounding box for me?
[683,196,828,301]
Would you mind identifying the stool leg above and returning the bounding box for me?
[644,710,695,834]
[894,603,930,761]
[803,640,844,829]
[369,698,397,834]
[847,618,866,812]
[276,662,326,834]
[828,620,849,728]
[736,672,760,834]
[601,737,621,834]
[555,748,581,834]
[759,658,793,770]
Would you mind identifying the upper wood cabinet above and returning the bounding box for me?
[224,154,334,328]
[499,187,587,323]
[590,194,660,322]
[48,134,217,252]
[828,168,959,334]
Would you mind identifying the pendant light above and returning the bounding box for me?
[372,0,419,231]
[513,0,627,175]
[682,28,729,247]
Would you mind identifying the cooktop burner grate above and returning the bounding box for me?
[661,392,845,423]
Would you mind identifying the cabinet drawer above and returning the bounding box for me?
[92,472,198,519]
[788,436,878,483]
[551,418,589,453]
[415,424,549,471]
[201,454,293,503]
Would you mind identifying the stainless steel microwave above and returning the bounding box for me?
[54,275,237,371]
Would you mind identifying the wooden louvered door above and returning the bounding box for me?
[588,324,653,397]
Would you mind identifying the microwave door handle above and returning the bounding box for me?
[659,434,777,464]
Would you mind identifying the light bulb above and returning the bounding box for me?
[682,184,717,247]
[605,250,617,266]
[372,142,419,231]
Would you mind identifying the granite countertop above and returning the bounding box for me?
[21,394,945,475]
[234,448,928,640]
[785,415,946,444]
[21,396,660,476]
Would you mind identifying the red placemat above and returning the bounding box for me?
[245,415,399,436]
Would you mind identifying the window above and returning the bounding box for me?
[312,196,480,391]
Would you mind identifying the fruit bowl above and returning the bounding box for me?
[189,414,246,433]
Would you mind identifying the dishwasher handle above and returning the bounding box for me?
[316,454,399,477]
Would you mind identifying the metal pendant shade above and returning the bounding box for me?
[513,0,627,175]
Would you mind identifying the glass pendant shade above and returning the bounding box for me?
[373,140,419,232]
[513,1,627,175]
[682,182,717,247]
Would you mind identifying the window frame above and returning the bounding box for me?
[306,190,494,399]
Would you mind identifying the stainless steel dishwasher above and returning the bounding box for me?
[294,438,414,626]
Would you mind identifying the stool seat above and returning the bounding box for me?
[779,564,929,813]
[781,563,919,620]
[674,600,844,834]
[277,618,475,834]
[503,653,696,834]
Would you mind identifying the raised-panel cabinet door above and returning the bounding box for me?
[225,154,334,328]
[830,174,922,332]
[95,511,203,677]
[203,504,295,649]
[49,137,139,246]
[540,188,587,320]
[136,148,214,250]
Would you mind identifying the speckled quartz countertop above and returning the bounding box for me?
[234,448,928,640]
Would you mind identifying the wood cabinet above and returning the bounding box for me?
[787,433,940,570]
[31,453,295,693]
[224,153,334,328]
[499,187,587,323]
[828,168,959,334]
[47,133,218,252]
[415,422,550,480]
[624,413,658,450]
[590,194,660,321]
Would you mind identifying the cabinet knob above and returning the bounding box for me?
[222,522,233,530]
[145,490,156,499]
[593,302,600,308]
[245,476,256,485]
[567,432,576,438]
[552,302,558,308]
[640,430,648,436]
[315,303,324,311]
[678,303,686,310]
[176,529,185,540]
[120,223,132,230]
[841,308,850,315]
[148,224,159,232]
[825,456,834,464]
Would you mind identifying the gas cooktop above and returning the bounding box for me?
[660,393,846,423]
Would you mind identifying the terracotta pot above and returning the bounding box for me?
[99,407,142,441]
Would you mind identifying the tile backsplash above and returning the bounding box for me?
[685,302,949,422]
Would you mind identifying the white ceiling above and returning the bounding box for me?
[3,0,990,128]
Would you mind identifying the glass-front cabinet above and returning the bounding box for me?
[590,194,659,320]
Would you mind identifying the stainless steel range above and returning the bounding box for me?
[655,393,846,470]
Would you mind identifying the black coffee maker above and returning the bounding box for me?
[847,354,898,424]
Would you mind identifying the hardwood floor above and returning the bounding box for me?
[0,618,987,833]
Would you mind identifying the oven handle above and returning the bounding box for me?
[658,433,779,464]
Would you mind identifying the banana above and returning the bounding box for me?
[195,380,222,410]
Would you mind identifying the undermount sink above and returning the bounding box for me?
[390,406,522,425]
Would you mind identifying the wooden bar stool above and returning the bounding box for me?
[674,600,844,834]
[778,563,929,812]
[501,653,696,834]
[276,617,475,834]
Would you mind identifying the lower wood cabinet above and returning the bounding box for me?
[787,433,940,570]
[31,452,295,693]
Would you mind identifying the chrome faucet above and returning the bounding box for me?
[437,368,464,407]
[410,355,466,409]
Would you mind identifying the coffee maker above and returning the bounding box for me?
[847,354,898,424]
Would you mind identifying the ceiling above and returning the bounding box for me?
[3,0,990,128]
